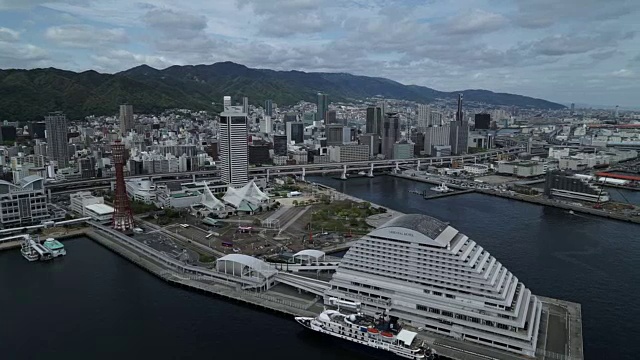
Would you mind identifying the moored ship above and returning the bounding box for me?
[295,300,436,360]
[43,238,66,258]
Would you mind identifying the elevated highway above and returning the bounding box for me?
[47,147,524,193]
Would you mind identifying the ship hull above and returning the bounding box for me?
[295,317,434,360]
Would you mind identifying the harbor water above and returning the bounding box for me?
[1,175,638,359]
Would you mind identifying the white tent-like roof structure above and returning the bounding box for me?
[223,180,270,209]
[200,183,225,211]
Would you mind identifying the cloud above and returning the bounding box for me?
[143,7,207,33]
[611,69,636,78]
[0,27,20,42]
[513,0,640,28]
[441,9,507,35]
[0,42,48,68]
[523,32,635,56]
[44,24,129,48]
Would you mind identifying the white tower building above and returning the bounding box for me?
[220,106,248,187]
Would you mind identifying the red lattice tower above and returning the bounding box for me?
[112,140,134,232]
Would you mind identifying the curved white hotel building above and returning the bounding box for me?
[325,214,542,356]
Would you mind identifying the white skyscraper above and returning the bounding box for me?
[219,106,248,187]
[260,116,272,134]
[417,104,430,132]
[223,96,232,108]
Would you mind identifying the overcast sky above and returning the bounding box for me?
[0,0,639,107]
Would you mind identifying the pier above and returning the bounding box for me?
[423,189,475,200]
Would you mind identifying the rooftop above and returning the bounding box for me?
[369,214,457,248]
[85,203,115,215]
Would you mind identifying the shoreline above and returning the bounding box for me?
[390,173,640,225]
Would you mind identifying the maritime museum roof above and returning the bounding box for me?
[369,214,456,248]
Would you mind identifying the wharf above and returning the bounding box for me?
[0,228,88,251]
[86,229,320,318]
[423,189,475,200]
[392,173,466,189]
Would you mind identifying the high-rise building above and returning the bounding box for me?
[366,106,383,136]
[119,104,134,133]
[44,112,69,168]
[0,126,16,143]
[430,111,444,126]
[264,99,273,117]
[411,132,425,156]
[455,94,464,122]
[474,113,491,130]
[570,103,575,113]
[0,175,50,228]
[417,105,430,132]
[302,112,316,125]
[242,97,249,114]
[326,110,338,125]
[249,144,270,166]
[450,120,469,156]
[223,96,232,108]
[381,113,400,159]
[273,135,288,156]
[326,125,345,146]
[393,142,414,159]
[286,122,304,144]
[219,106,248,187]
[260,116,272,134]
[317,92,328,122]
[359,133,380,156]
[424,125,451,156]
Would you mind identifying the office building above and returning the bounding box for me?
[325,214,543,357]
[286,122,304,144]
[497,161,545,178]
[328,144,370,162]
[70,191,105,215]
[78,157,96,178]
[432,145,452,157]
[544,170,610,203]
[570,103,575,113]
[393,142,414,159]
[0,126,16,143]
[411,132,425,156]
[242,97,249,114]
[326,125,346,146]
[223,96,232,108]
[417,105,430,132]
[219,105,248,187]
[366,106,383,136]
[302,112,316,125]
[359,133,380,156]
[424,125,451,156]
[264,99,273,117]
[284,113,297,123]
[326,110,338,125]
[249,144,271,166]
[430,111,444,126]
[119,104,134,133]
[273,135,288,156]
[317,92,328,122]
[450,120,469,155]
[381,113,400,159]
[475,113,491,130]
[30,122,46,139]
[0,175,50,228]
[44,112,69,168]
[260,116,272,134]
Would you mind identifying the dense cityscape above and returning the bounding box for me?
[1,1,639,359]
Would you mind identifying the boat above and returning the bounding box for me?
[20,238,40,262]
[295,308,436,359]
[43,238,66,258]
[430,183,452,193]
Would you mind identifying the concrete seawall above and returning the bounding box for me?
[86,229,317,318]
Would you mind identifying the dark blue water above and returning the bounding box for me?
[310,175,640,360]
[1,175,638,360]
[0,239,382,360]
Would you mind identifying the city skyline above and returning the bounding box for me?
[0,1,638,107]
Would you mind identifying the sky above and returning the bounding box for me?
[0,0,639,107]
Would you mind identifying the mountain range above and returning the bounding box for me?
[0,61,565,121]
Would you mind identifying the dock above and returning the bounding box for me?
[423,189,475,200]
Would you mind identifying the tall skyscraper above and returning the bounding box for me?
[44,112,69,168]
[317,92,328,122]
[450,94,469,155]
[242,97,249,114]
[260,116,272,134]
[424,125,451,155]
[430,111,444,126]
[417,104,430,132]
[264,99,273,117]
[381,113,400,159]
[223,96,232,108]
[366,106,383,136]
[219,106,248,187]
[284,113,297,123]
[326,124,345,146]
[455,94,464,122]
[119,104,134,133]
[570,103,575,113]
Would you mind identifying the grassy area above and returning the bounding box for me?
[198,254,216,263]
[130,200,158,214]
[310,200,386,234]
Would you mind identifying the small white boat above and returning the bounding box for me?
[430,183,452,193]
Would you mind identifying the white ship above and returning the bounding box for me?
[295,301,436,359]
[43,238,66,258]
[430,183,452,193]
